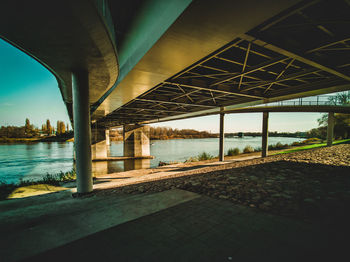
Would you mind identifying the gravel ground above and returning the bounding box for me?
[95,144,350,220]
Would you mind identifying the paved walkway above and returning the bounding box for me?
[2,148,349,261]
[0,189,199,261]
[22,194,348,262]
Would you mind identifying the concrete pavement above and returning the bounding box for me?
[0,189,199,261]
[19,194,349,262]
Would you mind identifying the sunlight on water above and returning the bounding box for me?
[0,137,302,184]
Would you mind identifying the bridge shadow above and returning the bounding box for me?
[95,159,350,221]
[26,159,350,262]
[156,164,223,173]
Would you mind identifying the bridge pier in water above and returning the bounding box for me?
[123,125,150,157]
[72,71,93,193]
[327,112,335,146]
[91,125,109,160]
[262,112,269,157]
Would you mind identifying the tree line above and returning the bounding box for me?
[2,93,348,140]
[0,118,70,138]
[109,126,217,140]
[149,127,217,140]
[306,93,350,140]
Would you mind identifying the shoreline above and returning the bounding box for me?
[2,140,349,201]
[0,136,73,143]
[1,135,306,144]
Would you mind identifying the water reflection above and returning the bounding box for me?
[46,142,52,158]
[58,142,67,149]
[124,159,150,171]
[92,159,150,178]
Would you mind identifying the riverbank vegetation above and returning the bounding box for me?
[307,93,350,140]
[0,169,76,200]
[183,137,350,164]
[276,138,350,154]
[0,118,72,143]
[109,127,218,141]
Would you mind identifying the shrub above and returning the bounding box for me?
[243,145,254,153]
[301,138,321,144]
[275,142,284,149]
[185,157,198,163]
[197,152,214,161]
[227,147,240,156]
[268,144,277,150]
[291,141,300,146]
[254,146,262,152]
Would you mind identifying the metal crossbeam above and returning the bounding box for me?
[122,107,188,114]
[264,58,295,93]
[136,98,215,108]
[307,38,350,53]
[241,34,350,81]
[164,82,263,99]
[171,39,244,80]
[173,85,194,103]
[210,57,289,86]
[242,68,321,92]
[238,42,251,90]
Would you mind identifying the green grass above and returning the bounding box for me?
[185,151,215,162]
[197,152,214,161]
[243,145,255,153]
[274,139,350,154]
[0,169,77,200]
[0,169,76,191]
[227,147,240,156]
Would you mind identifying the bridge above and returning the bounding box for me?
[1,0,349,193]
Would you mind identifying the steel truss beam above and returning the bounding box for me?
[135,98,215,108]
[241,35,350,81]
[164,82,263,99]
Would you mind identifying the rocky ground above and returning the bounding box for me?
[95,144,350,220]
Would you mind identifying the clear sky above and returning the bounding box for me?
[0,38,323,132]
[0,38,71,129]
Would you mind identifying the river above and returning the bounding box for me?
[0,136,303,184]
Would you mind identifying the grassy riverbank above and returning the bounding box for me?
[276,139,350,154]
[0,170,76,200]
[1,138,349,200]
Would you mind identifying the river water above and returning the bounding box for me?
[0,136,303,184]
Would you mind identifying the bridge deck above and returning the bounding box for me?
[99,0,350,127]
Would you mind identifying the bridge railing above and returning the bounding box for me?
[255,95,349,108]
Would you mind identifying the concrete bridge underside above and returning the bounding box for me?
[98,0,350,127]
[0,0,349,193]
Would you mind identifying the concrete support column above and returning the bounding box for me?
[123,125,150,157]
[327,112,335,146]
[72,71,93,193]
[262,112,269,157]
[219,112,225,161]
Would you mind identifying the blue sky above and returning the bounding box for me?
[0,38,71,129]
[0,38,323,132]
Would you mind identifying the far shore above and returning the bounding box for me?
[0,136,74,143]
[0,134,306,144]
